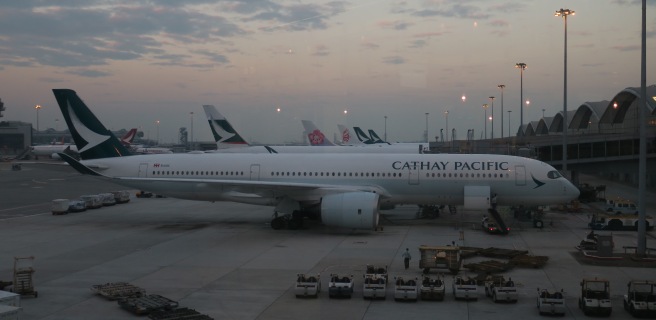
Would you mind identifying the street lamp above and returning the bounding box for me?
[515,62,527,128]
[444,110,449,142]
[542,109,545,118]
[482,104,488,139]
[489,96,495,139]
[156,120,160,144]
[555,8,574,172]
[189,112,194,148]
[425,112,429,143]
[384,116,387,142]
[498,85,505,138]
[508,110,512,137]
[35,104,42,132]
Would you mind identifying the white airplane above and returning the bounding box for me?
[202,105,422,154]
[53,89,579,231]
[337,124,365,145]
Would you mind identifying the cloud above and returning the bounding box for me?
[0,3,245,68]
[377,20,413,30]
[409,39,427,48]
[382,56,405,65]
[245,2,347,32]
[361,41,380,50]
[413,32,445,38]
[488,2,527,13]
[66,69,112,78]
[488,20,509,28]
[412,4,489,20]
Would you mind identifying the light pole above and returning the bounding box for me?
[444,110,449,142]
[515,62,527,129]
[498,85,505,138]
[156,120,160,144]
[542,109,545,118]
[555,8,574,172]
[35,105,42,132]
[424,113,429,143]
[384,116,387,142]
[482,104,488,139]
[489,96,495,139]
[508,110,512,137]
[190,112,194,148]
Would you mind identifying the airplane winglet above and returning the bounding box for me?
[58,153,103,176]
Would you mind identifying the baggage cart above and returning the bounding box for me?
[91,282,146,300]
[118,294,178,315]
[419,245,461,274]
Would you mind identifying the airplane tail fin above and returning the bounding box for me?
[202,105,250,148]
[337,124,363,145]
[52,89,132,160]
[353,127,374,144]
[301,120,336,146]
[367,129,389,144]
[121,128,138,145]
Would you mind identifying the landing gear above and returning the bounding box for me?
[270,211,305,230]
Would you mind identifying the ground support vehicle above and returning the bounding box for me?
[579,278,612,317]
[294,274,320,298]
[11,256,37,298]
[91,282,146,300]
[537,288,566,316]
[68,200,87,213]
[111,190,131,204]
[482,209,509,234]
[418,246,461,274]
[328,274,353,298]
[393,277,419,302]
[420,275,445,301]
[484,276,518,303]
[589,213,653,231]
[453,276,478,301]
[362,265,388,300]
[623,280,656,317]
[80,194,103,209]
[51,199,69,215]
[118,294,178,315]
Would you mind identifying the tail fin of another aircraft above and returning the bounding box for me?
[301,120,336,146]
[120,128,138,146]
[52,89,132,160]
[353,127,374,144]
[337,124,363,145]
[202,105,250,148]
[367,129,388,144]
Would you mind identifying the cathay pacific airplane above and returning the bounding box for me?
[202,105,422,154]
[53,89,579,231]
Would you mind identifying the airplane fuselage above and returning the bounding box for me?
[85,153,577,208]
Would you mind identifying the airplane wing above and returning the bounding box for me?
[116,176,392,201]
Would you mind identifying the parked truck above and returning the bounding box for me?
[420,275,445,301]
[393,277,418,302]
[328,274,353,298]
[484,276,518,303]
[623,280,656,317]
[579,278,612,317]
[294,274,320,298]
[537,288,566,316]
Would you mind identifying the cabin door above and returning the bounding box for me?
[515,165,526,186]
[138,163,149,178]
[250,164,260,181]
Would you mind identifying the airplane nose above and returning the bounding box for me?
[565,181,580,200]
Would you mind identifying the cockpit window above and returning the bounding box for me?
[547,171,562,179]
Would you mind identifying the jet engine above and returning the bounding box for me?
[320,192,379,230]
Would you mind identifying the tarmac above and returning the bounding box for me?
[0,162,655,320]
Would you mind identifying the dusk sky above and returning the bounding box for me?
[0,0,654,144]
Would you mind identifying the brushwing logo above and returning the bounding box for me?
[209,117,236,143]
[67,100,110,152]
[531,174,546,189]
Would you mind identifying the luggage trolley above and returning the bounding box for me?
[13,256,38,298]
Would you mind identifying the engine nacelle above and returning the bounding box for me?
[321,192,379,230]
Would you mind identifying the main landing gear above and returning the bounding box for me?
[271,211,304,230]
